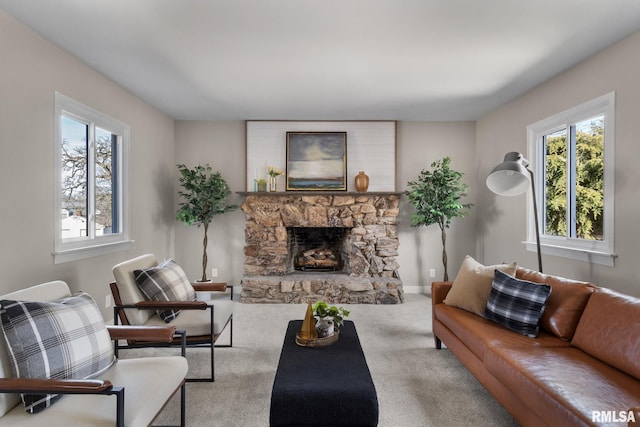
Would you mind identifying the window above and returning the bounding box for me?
[527,92,615,266]
[54,93,131,263]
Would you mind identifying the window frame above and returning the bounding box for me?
[54,92,132,264]
[526,92,616,266]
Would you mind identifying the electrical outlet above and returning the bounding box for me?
[429,268,436,278]
[105,294,112,309]
[211,268,218,278]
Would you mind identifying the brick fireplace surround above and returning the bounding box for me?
[239,192,404,304]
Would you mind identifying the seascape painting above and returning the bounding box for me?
[286,132,347,191]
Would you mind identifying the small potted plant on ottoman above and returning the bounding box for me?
[312,301,350,338]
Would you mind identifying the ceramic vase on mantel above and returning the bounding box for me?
[355,171,369,192]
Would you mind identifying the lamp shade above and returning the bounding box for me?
[486,152,530,196]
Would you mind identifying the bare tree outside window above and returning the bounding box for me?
[60,116,116,239]
[95,127,116,234]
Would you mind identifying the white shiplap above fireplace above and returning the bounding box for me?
[245,121,396,192]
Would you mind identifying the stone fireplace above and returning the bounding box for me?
[240,192,403,304]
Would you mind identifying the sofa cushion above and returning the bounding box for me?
[444,255,517,316]
[571,288,640,381]
[134,258,196,322]
[516,267,595,340]
[0,292,115,413]
[484,270,551,337]
[485,346,640,426]
[434,304,569,361]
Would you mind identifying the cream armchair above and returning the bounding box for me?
[110,254,233,382]
[0,280,187,427]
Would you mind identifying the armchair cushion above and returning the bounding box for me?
[112,254,158,326]
[134,259,196,322]
[0,356,188,427]
[143,298,234,336]
[0,292,115,413]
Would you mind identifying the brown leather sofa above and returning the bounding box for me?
[432,266,640,426]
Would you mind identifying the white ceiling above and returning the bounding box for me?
[2,0,640,121]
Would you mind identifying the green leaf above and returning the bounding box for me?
[176,164,238,226]
[312,301,350,326]
[405,157,472,229]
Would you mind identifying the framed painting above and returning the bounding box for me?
[286,132,347,191]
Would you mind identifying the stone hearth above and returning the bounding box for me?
[239,192,403,304]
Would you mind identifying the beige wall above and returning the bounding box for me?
[397,122,477,291]
[173,120,477,292]
[0,11,176,318]
[475,31,640,296]
[173,121,246,284]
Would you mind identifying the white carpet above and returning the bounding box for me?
[126,294,519,426]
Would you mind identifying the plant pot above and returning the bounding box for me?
[192,280,214,301]
[316,317,335,338]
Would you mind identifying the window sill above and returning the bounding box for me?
[53,240,134,264]
[524,241,616,267]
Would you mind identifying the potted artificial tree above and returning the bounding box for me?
[176,164,237,282]
[406,157,472,281]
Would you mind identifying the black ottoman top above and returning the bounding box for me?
[270,320,379,427]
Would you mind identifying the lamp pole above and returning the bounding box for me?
[526,167,543,273]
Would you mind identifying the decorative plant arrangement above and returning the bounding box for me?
[254,178,267,192]
[267,166,283,178]
[296,301,350,346]
[312,301,350,338]
[176,163,237,282]
[406,157,472,281]
[266,166,283,192]
[312,301,350,326]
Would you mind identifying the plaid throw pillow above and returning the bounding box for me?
[484,269,552,337]
[134,258,196,322]
[0,292,115,413]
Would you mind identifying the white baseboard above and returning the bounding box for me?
[402,285,429,294]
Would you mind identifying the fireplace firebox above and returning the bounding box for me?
[289,227,348,272]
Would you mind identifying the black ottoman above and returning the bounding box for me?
[270,320,379,427]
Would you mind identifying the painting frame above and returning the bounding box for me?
[286,131,347,191]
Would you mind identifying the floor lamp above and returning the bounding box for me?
[486,152,543,273]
